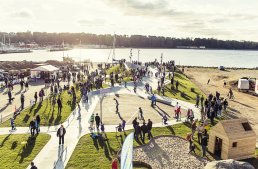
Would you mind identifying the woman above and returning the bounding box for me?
[111,158,118,169]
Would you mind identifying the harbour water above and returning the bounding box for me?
[0,48,257,68]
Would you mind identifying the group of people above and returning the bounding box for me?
[132,117,153,144]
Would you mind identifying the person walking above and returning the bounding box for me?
[151,94,156,106]
[57,97,62,114]
[25,81,29,91]
[8,90,12,104]
[163,114,168,125]
[138,107,144,121]
[34,92,38,103]
[175,80,179,90]
[57,125,66,145]
[30,162,37,169]
[95,113,101,130]
[121,118,126,131]
[20,93,25,110]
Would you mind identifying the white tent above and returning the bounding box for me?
[31,65,59,79]
[31,65,59,72]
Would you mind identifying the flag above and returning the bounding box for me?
[120,132,134,169]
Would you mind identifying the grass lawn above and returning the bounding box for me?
[66,122,216,169]
[0,134,50,169]
[158,71,205,104]
[0,87,81,127]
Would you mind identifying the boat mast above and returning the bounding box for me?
[112,33,116,65]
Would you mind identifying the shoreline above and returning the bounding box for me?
[0,60,257,72]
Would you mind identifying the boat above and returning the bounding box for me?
[49,47,72,52]
[0,35,32,54]
[48,41,72,52]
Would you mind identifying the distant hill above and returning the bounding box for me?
[1,31,258,50]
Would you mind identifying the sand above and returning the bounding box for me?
[184,67,258,143]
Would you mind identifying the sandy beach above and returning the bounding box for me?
[184,67,258,143]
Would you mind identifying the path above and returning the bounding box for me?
[0,66,201,169]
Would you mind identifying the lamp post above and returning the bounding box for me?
[129,49,132,63]
[161,53,163,64]
[138,49,140,63]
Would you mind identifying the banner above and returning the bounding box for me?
[120,132,134,169]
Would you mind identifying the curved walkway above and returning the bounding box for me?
[0,67,201,169]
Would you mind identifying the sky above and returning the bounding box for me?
[0,0,258,41]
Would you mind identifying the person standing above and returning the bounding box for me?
[200,95,204,108]
[25,81,29,91]
[20,93,25,110]
[36,114,41,134]
[29,119,36,137]
[10,118,15,130]
[147,119,153,140]
[163,114,168,125]
[95,113,101,130]
[57,97,62,114]
[195,94,200,108]
[151,94,156,106]
[57,125,66,145]
[201,134,208,157]
[141,122,148,143]
[111,158,118,169]
[175,80,179,90]
[197,123,204,144]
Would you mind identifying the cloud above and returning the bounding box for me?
[78,18,106,27]
[10,10,33,18]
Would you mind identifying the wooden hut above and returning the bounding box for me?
[208,118,256,160]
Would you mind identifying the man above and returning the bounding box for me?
[132,117,138,129]
[29,119,36,137]
[223,99,228,111]
[135,122,142,141]
[114,98,119,113]
[34,92,38,103]
[195,94,200,108]
[141,122,148,143]
[147,119,153,140]
[138,107,144,121]
[10,118,15,130]
[57,97,62,114]
[8,90,12,104]
[36,114,41,134]
[121,118,126,131]
[21,93,25,110]
[30,162,37,169]
[175,80,179,90]
[151,94,156,106]
[196,123,204,144]
[201,134,208,157]
[200,95,204,108]
[95,113,101,130]
[57,125,66,145]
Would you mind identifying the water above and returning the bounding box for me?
[0,48,257,68]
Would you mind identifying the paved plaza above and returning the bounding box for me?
[0,65,201,169]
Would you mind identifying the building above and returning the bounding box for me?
[208,118,256,160]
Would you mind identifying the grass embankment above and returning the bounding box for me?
[0,134,50,169]
[159,71,205,104]
[105,65,133,83]
[66,122,216,169]
[0,86,81,127]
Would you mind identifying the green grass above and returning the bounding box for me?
[105,64,133,84]
[0,87,81,127]
[158,71,205,104]
[66,122,214,169]
[0,134,50,169]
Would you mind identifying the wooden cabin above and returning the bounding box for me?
[208,118,256,160]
